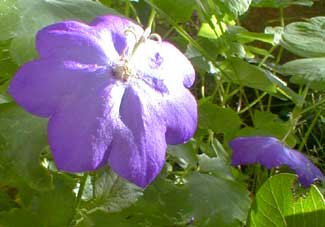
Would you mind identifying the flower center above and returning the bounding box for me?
[112,27,161,81]
[113,58,133,81]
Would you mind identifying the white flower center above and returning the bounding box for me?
[112,27,162,81]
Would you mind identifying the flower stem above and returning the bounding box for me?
[147,9,156,29]
[298,110,321,151]
[69,173,88,227]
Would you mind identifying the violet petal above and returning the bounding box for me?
[163,87,197,144]
[48,83,125,172]
[8,59,108,117]
[108,85,167,187]
[130,40,195,89]
[36,21,113,64]
[90,15,144,57]
[230,136,323,187]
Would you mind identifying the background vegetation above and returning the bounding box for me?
[0,0,324,226]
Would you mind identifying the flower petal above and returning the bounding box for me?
[230,136,323,187]
[108,85,167,187]
[8,59,109,117]
[164,87,197,144]
[36,21,114,64]
[48,82,125,172]
[131,40,195,89]
[90,15,144,57]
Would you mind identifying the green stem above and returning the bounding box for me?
[280,8,285,27]
[298,110,321,151]
[144,0,217,65]
[200,74,206,98]
[128,2,141,24]
[282,85,309,142]
[240,88,255,120]
[239,92,267,114]
[266,95,272,112]
[69,173,88,227]
[299,99,325,115]
[147,9,156,30]
[257,45,277,68]
[124,0,130,17]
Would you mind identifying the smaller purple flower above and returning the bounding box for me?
[229,136,323,187]
[8,15,197,188]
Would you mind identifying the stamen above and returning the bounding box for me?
[124,26,139,42]
[114,59,132,81]
[148,33,162,43]
[113,27,163,81]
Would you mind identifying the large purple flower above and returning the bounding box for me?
[8,15,197,188]
[230,136,323,187]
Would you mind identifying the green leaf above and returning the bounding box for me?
[0,209,40,227]
[27,174,76,227]
[237,110,296,147]
[236,31,274,44]
[0,94,11,104]
[198,101,242,139]
[252,0,313,8]
[281,17,325,58]
[202,138,231,161]
[0,0,19,41]
[222,0,252,17]
[198,0,251,18]
[5,0,115,65]
[265,71,303,106]
[0,103,52,190]
[198,17,227,40]
[81,172,250,227]
[198,153,233,180]
[134,177,193,225]
[117,178,192,226]
[187,172,250,226]
[168,141,197,169]
[280,58,325,91]
[220,57,277,92]
[0,40,18,80]
[77,210,136,227]
[250,173,325,227]
[0,189,17,212]
[150,0,195,22]
[88,168,143,213]
[0,174,76,227]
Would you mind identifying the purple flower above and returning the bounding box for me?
[230,136,323,187]
[8,15,197,188]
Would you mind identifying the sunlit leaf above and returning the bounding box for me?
[280,58,325,91]
[222,0,252,17]
[220,57,277,92]
[250,173,325,227]
[252,0,313,8]
[281,17,325,58]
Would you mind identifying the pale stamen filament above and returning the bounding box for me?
[113,27,162,81]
